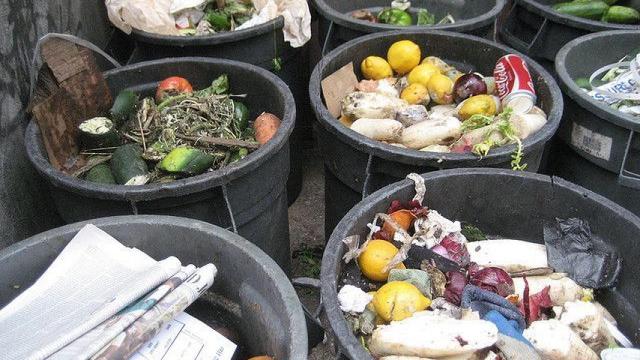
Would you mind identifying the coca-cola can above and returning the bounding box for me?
[493,54,537,113]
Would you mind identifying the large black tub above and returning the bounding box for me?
[500,0,640,69]
[311,0,506,53]
[25,58,295,273]
[128,16,311,203]
[321,168,640,359]
[552,30,640,216]
[310,30,563,239]
[0,215,308,359]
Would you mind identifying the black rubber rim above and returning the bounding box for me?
[516,0,640,31]
[0,215,308,358]
[309,29,564,167]
[320,167,640,360]
[25,57,296,202]
[131,17,285,45]
[311,0,506,34]
[555,30,640,132]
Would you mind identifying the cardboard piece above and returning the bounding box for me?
[30,38,113,173]
[31,90,82,171]
[321,62,358,118]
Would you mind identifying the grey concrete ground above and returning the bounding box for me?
[288,147,335,359]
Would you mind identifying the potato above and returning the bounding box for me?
[253,112,281,145]
[351,118,403,141]
[400,116,461,149]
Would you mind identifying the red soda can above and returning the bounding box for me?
[493,54,537,113]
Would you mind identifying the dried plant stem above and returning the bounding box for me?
[176,134,259,149]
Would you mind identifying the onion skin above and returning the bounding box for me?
[453,73,488,103]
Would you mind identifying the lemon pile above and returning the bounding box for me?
[358,239,431,322]
[360,40,459,107]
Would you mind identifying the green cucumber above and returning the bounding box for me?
[574,77,592,90]
[85,163,116,184]
[233,101,250,132]
[78,117,120,150]
[110,90,138,126]
[110,144,149,185]
[158,147,214,175]
[229,148,249,163]
[553,1,610,20]
[602,5,640,23]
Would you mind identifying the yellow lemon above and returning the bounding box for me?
[361,56,393,80]
[358,240,406,282]
[400,83,430,105]
[372,281,431,322]
[458,94,498,120]
[407,63,441,87]
[387,40,421,75]
[427,73,454,105]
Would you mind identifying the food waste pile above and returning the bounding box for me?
[351,0,455,26]
[335,39,548,170]
[75,75,281,186]
[337,175,628,359]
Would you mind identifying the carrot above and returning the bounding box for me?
[253,112,281,145]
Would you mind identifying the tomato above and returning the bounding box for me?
[155,76,193,102]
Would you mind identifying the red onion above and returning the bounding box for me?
[468,263,515,297]
[439,236,471,266]
[444,271,468,305]
[453,73,488,103]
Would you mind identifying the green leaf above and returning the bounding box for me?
[460,113,493,132]
[417,9,436,25]
[210,74,229,95]
[272,57,283,72]
[461,224,487,242]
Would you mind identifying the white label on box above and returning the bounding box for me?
[570,123,613,161]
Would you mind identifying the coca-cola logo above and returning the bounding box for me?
[494,61,512,99]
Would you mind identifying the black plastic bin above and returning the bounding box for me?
[0,215,308,359]
[309,30,563,239]
[552,30,640,216]
[25,58,295,273]
[500,0,640,70]
[127,16,310,204]
[321,168,640,359]
[311,0,506,54]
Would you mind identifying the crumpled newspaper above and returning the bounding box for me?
[105,0,311,47]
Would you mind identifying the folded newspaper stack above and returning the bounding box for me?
[0,224,236,360]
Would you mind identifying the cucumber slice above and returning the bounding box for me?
[85,163,116,184]
[110,144,149,185]
[78,117,120,150]
[158,147,215,175]
[110,90,138,126]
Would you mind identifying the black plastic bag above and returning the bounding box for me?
[544,218,622,289]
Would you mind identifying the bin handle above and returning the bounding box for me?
[618,130,640,190]
[321,21,335,56]
[221,184,239,234]
[499,4,549,53]
[29,33,122,102]
[361,154,374,200]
